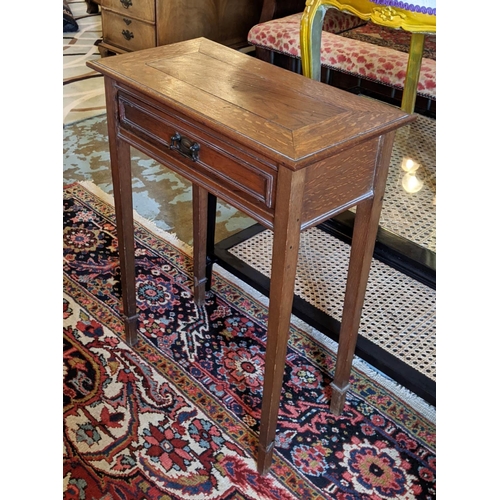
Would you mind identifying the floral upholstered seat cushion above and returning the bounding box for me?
[321,8,367,33]
[248,13,436,99]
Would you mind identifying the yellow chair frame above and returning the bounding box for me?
[300,0,436,113]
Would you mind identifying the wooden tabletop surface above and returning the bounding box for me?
[88,38,415,167]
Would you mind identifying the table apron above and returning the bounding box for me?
[116,89,279,228]
[113,85,382,233]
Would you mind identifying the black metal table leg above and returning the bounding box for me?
[206,192,217,291]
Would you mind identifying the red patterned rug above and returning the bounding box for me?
[63,182,436,499]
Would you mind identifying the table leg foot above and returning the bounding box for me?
[257,440,275,476]
[193,276,207,307]
[330,381,349,415]
[124,313,139,346]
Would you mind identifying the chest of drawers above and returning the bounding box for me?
[98,0,264,55]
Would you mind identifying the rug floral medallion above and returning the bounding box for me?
[63,182,436,499]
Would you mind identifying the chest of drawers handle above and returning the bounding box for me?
[119,0,133,8]
[122,29,134,41]
[170,132,200,162]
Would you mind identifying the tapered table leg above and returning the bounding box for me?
[330,132,395,414]
[257,167,306,475]
[192,185,209,307]
[105,80,138,346]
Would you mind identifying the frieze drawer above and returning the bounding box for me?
[116,91,277,213]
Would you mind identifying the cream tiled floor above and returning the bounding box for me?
[63,1,105,125]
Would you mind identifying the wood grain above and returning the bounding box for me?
[330,132,396,414]
[100,0,263,55]
[104,79,139,346]
[102,0,155,22]
[258,166,306,475]
[301,139,378,227]
[102,9,156,52]
[89,39,414,165]
[156,0,264,48]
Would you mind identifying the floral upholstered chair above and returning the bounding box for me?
[300,0,436,112]
[248,0,436,113]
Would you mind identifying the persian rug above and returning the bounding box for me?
[63,181,436,499]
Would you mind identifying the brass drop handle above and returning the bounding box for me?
[170,132,200,162]
[120,0,132,8]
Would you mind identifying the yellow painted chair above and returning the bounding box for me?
[300,0,436,113]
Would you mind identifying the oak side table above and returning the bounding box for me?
[88,38,414,475]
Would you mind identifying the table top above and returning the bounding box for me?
[88,38,414,168]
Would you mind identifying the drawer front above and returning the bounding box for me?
[102,9,156,52]
[116,91,277,214]
[102,0,155,22]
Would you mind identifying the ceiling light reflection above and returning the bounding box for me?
[401,157,423,194]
